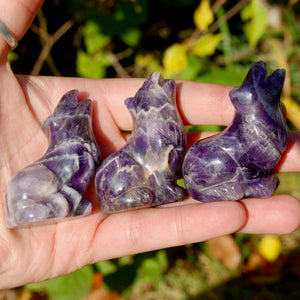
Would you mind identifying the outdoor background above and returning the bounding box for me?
[2,0,300,299]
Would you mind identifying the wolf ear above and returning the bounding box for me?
[241,61,267,89]
[125,97,138,118]
[140,71,163,91]
[54,89,79,115]
[266,68,286,99]
[162,79,176,101]
[77,99,92,115]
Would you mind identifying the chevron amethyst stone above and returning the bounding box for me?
[6,90,101,228]
[183,61,288,202]
[95,72,186,213]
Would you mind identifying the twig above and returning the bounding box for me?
[208,0,251,35]
[30,23,49,41]
[31,19,74,75]
[211,0,228,13]
[107,51,131,78]
[115,47,134,61]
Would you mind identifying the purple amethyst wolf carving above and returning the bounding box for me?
[95,72,186,213]
[183,61,288,202]
[6,90,100,228]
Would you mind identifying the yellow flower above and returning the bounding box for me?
[163,43,188,75]
[258,235,281,262]
[194,0,214,31]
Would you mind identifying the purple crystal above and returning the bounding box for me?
[183,61,289,202]
[6,90,101,228]
[95,72,186,213]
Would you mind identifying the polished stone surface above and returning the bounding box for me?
[95,72,186,213]
[183,61,288,202]
[6,90,101,228]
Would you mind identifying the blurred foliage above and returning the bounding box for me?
[27,266,93,300]
[5,0,300,299]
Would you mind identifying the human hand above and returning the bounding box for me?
[0,0,299,289]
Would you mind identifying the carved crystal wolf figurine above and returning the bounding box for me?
[183,61,288,202]
[96,72,186,213]
[6,90,100,228]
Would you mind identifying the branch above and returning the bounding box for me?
[30,19,74,75]
[107,51,131,78]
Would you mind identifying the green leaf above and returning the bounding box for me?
[186,125,223,132]
[119,27,142,47]
[178,54,202,81]
[140,259,162,284]
[83,19,112,54]
[156,249,168,272]
[177,178,186,189]
[7,51,18,63]
[137,250,168,285]
[76,49,111,78]
[240,0,268,47]
[197,66,248,86]
[27,266,93,300]
[95,260,117,276]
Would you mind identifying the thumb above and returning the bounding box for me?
[0,0,43,58]
[0,0,44,158]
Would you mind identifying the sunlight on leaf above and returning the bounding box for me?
[83,19,112,55]
[258,235,281,262]
[119,27,141,47]
[95,260,118,276]
[177,178,186,189]
[191,33,223,57]
[76,49,112,78]
[7,51,18,63]
[241,0,268,47]
[163,43,188,75]
[193,0,214,31]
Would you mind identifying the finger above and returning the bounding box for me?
[17,76,234,130]
[275,131,300,173]
[186,131,300,174]
[239,195,300,234]
[0,1,43,129]
[0,0,42,57]
[0,200,246,288]
[176,80,234,126]
[17,76,300,171]
[88,201,246,262]
[17,76,300,170]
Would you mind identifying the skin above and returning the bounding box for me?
[0,0,300,289]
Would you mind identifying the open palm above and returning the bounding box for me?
[0,0,299,289]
